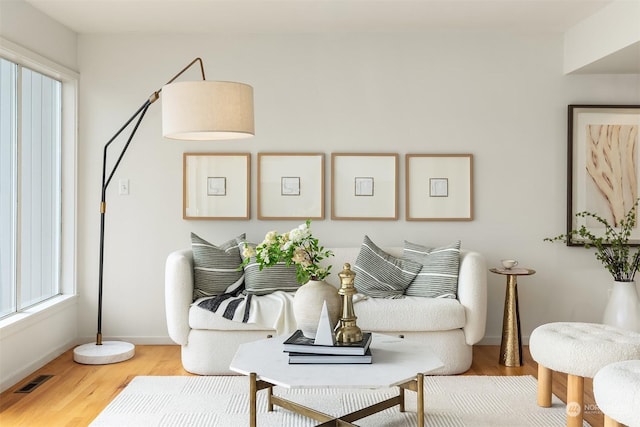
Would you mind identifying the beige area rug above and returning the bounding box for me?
[90,375,591,426]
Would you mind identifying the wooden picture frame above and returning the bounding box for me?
[258,153,324,220]
[406,154,473,221]
[331,153,398,220]
[183,153,250,220]
[567,105,640,245]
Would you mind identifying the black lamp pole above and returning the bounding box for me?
[75,58,207,363]
[96,58,206,346]
[96,96,154,345]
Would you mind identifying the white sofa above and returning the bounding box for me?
[165,247,487,375]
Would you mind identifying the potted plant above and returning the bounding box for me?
[545,200,640,331]
[242,220,340,338]
[241,219,333,284]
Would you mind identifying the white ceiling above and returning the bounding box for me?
[20,0,640,73]
[24,0,615,35]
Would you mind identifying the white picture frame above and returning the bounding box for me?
[406,154,473,221]
[281,177,301,196]
[183,153,250,220]
[207,177,226,196]
[331,153,398,220]
[258,153,324,220]
[354,177,374,196]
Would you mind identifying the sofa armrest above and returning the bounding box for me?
[457,250,488,345]
[165,249,194,346]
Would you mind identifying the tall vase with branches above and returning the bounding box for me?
[546,200,640,331]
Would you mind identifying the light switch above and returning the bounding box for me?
[119,179,130,195]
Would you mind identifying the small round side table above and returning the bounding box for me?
[490,267,535,367]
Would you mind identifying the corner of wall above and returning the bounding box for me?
[564,0,640,74]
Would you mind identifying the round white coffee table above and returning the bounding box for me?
[230,333,443,427]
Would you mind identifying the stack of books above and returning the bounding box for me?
[283,330,373,364]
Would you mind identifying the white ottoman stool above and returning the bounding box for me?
[594,360,640,427]
[529,322,640,427]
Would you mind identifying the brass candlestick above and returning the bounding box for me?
[335,263,363,343]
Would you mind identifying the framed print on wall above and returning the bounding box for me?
[331,153,398,220]
[406,154,473,221]
[258,153,324,220]
[568,105,640,245]
[183,153,250,220]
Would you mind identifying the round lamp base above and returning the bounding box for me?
[73,341,135,365]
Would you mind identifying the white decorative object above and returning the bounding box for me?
[292,280,341,338]
[313,301,336,346]
[602,281,640,332]
[594,360,640,427]
[73,341,135,365]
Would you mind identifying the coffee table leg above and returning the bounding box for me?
[250,373,257,427]
[399,387,405,412]
[417,373,424,427]
[268,385,273,411]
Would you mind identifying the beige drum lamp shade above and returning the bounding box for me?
[162,81,254,140]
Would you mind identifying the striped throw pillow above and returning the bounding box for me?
[237,238,300,296]
[354,235,422,299]
[191,233,245,300]
[403,240,461,298]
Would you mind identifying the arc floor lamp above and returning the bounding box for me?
[73,58,254,364]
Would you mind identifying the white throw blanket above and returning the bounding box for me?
[196,289,298,335]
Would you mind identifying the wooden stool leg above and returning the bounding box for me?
[604,415,623,427]
[566,374,584,427]
[537,365,552,407]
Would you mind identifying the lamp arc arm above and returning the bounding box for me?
[101,99,152,201]
[100,57,206,199]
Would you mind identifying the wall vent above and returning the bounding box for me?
[15,375,53,393]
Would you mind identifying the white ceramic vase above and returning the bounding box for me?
[602,280,640,332]
[293,279,342,338]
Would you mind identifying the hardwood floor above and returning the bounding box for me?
[0,345,604,426]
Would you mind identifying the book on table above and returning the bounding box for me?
[288,348,372,364]
[283,330,372,356]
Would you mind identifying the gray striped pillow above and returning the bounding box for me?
[191,233,245,300]
[237,238,300,296]
[354,235,422,299]
[403,240,461,298]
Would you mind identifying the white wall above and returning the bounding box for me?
[0,0,77,71]
[77,32,639,347]
[0,0,78,392]
[564,0,640,73]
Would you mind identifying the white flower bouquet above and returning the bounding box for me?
[241,220,334,284]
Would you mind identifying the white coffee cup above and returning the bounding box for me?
[501,259,518,269]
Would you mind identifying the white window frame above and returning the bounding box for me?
[0,38,78,328]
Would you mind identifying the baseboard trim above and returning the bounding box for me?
[0,338,75,393]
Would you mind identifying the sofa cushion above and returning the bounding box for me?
[191,233,245,299]
[189,294,465,333]
[353,235,422,298]
[403,240,461,298]
[354,295,466,331]
[238,238,300,295]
